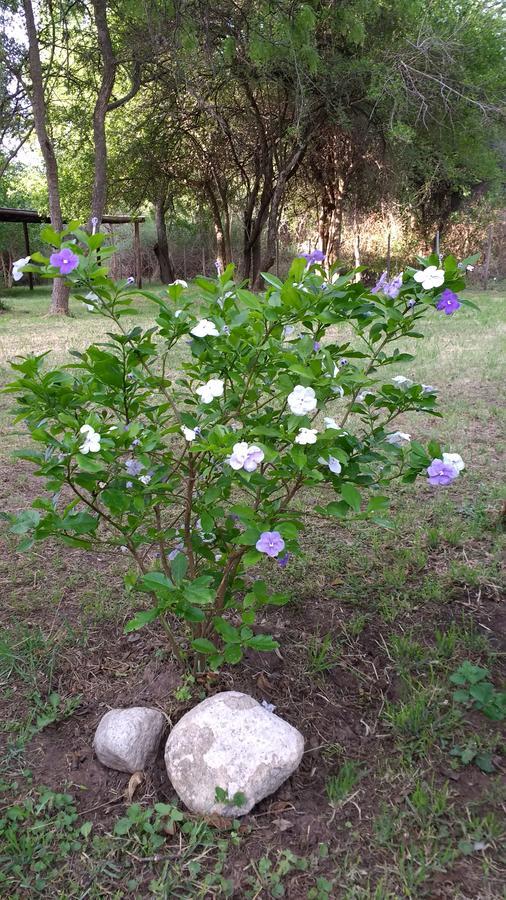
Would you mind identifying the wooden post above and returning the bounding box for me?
[482,224,493,290]
[133,220,142,288]
[22,222,34,290]
[386,229,391,278]
[435,230,440,260]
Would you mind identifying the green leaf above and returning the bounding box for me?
[171,552,188,586]
[191,638,217,655]
[242,549,262,568]
[340,483,361,512]
[140,572,175,594]
[40,225,61,246]
[76,454,105,473]
[224,644,243,664]
[316,501,348,518]
[245,634,279,651]
[213,617,240,643]
[9,509,41,534]
[124,608,159,632]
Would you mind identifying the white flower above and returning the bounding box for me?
[357,390,375,403]
[85,305,94,312]
[191,318,219,338]
[12,256,31,282]
[466,265,474,272]
[174,309,182,318]
[422,384,438,394]
[79,424,101,454]
[227,442,264,472]
[181,425,197,441]
[319,455,342,475]
[170,279,188,288]
[139,473,152,485]
[324,417,339,430]
[295,427,318,445]
[331,385,344,397]
[287,385,317,415]
[392,375,413,389]
[443,452,465,472]
[413,266,445,290]
[260,700,276,713]
[85,291,98,301]
[386,431,411,446]
[196,378,224,404]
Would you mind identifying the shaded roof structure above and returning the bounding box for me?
[1,207,146,289]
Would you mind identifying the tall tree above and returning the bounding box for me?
[22,0,69,314]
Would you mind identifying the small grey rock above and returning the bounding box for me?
[94,707,165,773]
[164,691,304,816]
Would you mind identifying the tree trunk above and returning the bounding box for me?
[154,198,175,283]
[50,278,71,314]
[90,0,117,228]
[353,203,361,281]
[258,143,307,279]
[251,236,262,287]
[23,0,69,315]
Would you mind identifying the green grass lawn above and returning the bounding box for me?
[0,283,505,898]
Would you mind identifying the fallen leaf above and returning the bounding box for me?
[256,672,273,695]
[268,799,293,814]
[272,817,293,832]
[125,771,144,802]
[203,814,233,829]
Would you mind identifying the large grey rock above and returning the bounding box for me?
[94,707,165,773]
[164,691,304,816]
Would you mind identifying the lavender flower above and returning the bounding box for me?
[277,552,290,568]
[313,341,321,352]
[125,458,144,476]
[256,531,285,558]
[436,289,461,315]
[227,442,264,472]
[407,298,416,309]
[427,458,459,486]
[125,276,135,285]
[302,249,325,265]
[371,271,403,299]
[49,248,79,275]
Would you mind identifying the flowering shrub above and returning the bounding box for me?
[6,227,477,669]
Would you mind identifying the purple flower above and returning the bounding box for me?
[371,271,403,299]
[125,458,144,476]
[371,271,388,294]
[407,298,416,308]
[126,276,135,285]
[313,341,321,352]
[256,531,285,558]
[215,259,223,275]
[126,480,133,489]
[49,248,79,274]
[227,442,264,472]
[436,289,461,315]
[302,249,325,265]
[130,438,141,448]
[277,552,290,568]
[427,458,459,486]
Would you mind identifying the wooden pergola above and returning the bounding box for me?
[0,207,145,289]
